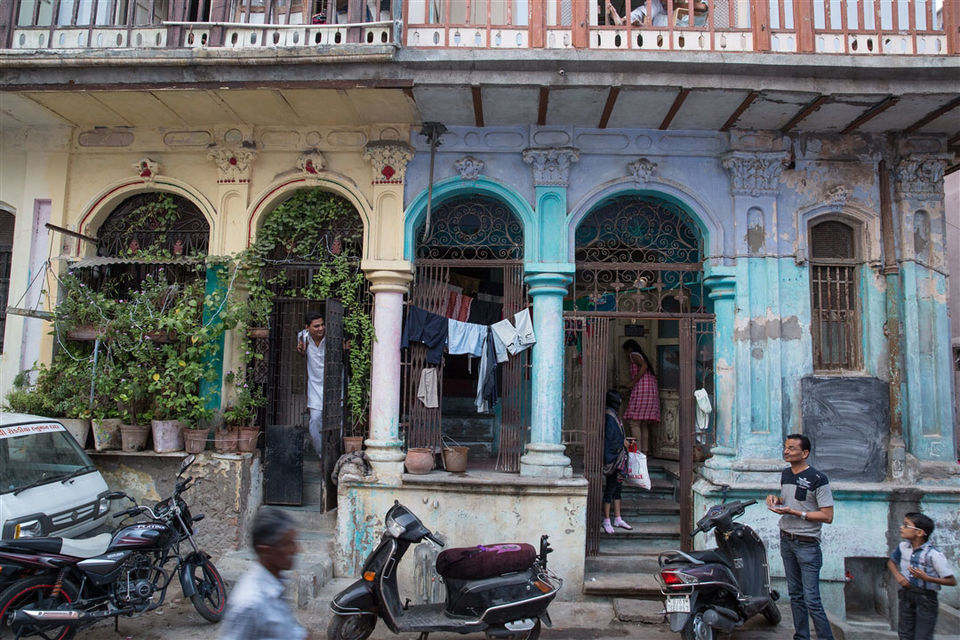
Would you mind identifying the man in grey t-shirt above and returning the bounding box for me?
[766,434,835,640]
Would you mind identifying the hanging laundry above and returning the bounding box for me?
[417,367,439,408]
[447,318,487,357]
[475,327,499,413]
[512,308,535,350]
[401,306,448,365]
[445,290,462,320]
[490,307,537,360]
[468,298,502,325]
[456,294,473,322]
[449,272,482,296]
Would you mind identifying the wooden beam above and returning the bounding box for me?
[904,96,960,134]
[471,86,484,128]
[6,307,55,320]
[840,95,899,134]
[44,222,97,244]
[598,87,621,129]
[659,88,689,130]
[720,91,759,132]
[538,87,549,126]
[780,95,829,134]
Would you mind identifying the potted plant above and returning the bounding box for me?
[54,272,115,341]
[222,369,264,453]
[2,370,52,416]
[34,358,95,447]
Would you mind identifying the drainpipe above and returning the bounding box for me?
[879,159,905,480]
[419,122,447,243]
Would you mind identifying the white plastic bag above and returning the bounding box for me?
[625,450,651,490]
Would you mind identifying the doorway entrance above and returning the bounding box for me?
[401,195,531,471]
[566,194,714,555]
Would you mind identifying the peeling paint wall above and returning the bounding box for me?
[335,476,587,601]
[92,451,262,558]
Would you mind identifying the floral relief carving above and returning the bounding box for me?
[895,154,952,198]
[721,151,789,197]
[362,141,415,184]
[133,158,159,182]
[824,184,850,208]
[296,150,327,176]
[455,155,485,181]
[627,158,657,186]
[207,145,257,184]
[522,147,580,187]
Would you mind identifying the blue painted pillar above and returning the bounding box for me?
[894,153,955,462]
[703,266,737,464]
[519,148,579,478]
[200,265,226,411]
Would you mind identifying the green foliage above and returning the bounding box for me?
[3,370,52,415]
[118,194,182,257]
[222,369,264,427]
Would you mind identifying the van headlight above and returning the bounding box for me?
[14,519,42,538]
[98,495,111,515]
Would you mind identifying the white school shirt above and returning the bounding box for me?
[305,334,326,411]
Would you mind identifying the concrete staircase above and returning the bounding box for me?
[439,395,496,458]
[582,459,681,622]
[216,452,336,609]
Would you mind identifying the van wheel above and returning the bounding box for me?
[0,576,80,640]
[681,608,715,640]
[762,601,782,625]
[327,613,376,640]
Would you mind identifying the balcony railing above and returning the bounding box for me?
[1,0,956,54]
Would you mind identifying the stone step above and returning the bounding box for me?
[613,598,668,624]
[583,572,662,598]
[585,552,662,574]
[217,547,333,610]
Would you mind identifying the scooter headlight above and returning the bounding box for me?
[385,515,404,538]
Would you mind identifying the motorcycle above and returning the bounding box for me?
[656,497,780,640]
[328,501,562,640]
[0,454,226,639]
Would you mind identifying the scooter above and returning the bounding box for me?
[328,501,562,640]
[656,497,780,640]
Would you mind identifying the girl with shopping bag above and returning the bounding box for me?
[602,390,633,534]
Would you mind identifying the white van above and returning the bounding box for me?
[0,413,112,539]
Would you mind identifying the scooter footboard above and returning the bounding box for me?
[330,579,378,616]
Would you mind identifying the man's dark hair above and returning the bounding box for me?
[251,506,297,548]
[606,390,622,411]
[304,311,324,327]
[904,512,934,538]
[785,433,811,453]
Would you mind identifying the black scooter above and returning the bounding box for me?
[328,502,562,640]
[656,498,780,640]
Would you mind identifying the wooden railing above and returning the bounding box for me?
[1,0,956,53]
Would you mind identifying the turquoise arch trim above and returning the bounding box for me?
[565,181,724,263]
[403,176,537,262]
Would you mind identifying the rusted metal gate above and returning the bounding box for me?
[401,260,530,471]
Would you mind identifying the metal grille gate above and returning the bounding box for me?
[401,260,530,471]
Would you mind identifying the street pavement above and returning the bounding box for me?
[72,580,795,640]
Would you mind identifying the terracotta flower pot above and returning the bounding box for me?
[184,429,208,454]
[213,427,240,453]
[152,419,184,452]
[237,427,259,453]
[67,325,104,341]
[60,418,91,448]
[120,424,151,452]
[404,448,434,475]
[343,436,364,454]
[247,327,270,339]
[92,418,122,451]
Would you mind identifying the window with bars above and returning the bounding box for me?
[0,211,14,353]
[809,220,860,371]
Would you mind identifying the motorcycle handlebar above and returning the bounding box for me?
[426,533,445,548]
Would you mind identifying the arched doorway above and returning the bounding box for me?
[402,194,530,471]
[566,194,714,555]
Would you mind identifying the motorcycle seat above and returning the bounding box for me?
[2,533,111,558]
[437,543,537,580]
[687,549,734,569]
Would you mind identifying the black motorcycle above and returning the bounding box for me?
[0,454,226,639]
[656,498,780,640]
[328,501,562,640]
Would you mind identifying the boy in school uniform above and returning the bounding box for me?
[887,512,956,640]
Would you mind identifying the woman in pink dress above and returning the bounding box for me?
[621,339,660,452]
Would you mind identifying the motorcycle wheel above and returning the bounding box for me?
[681,608,715,640]
[327,613,376,640]
[186,559,227,623]
[0,575,80,640]
[761,601,782,625]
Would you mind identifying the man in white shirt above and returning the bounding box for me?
[219,507,312,640]
[297,312,326,460]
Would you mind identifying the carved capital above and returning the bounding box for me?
[721,151,788,197]
[895,153,952,198]
[207,144,257,184]
[296,150,327,178]
[455,155,485,181]
[362,141,414,184]
[522,147,580,187]
[133,158,159,182]
[627,157,657,186]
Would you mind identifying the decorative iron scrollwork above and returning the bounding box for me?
[96,193,209,258]
[416,196,523,260]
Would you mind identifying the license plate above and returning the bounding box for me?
[666,596,690,613]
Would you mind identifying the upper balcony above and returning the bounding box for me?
[1,0,957,56]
